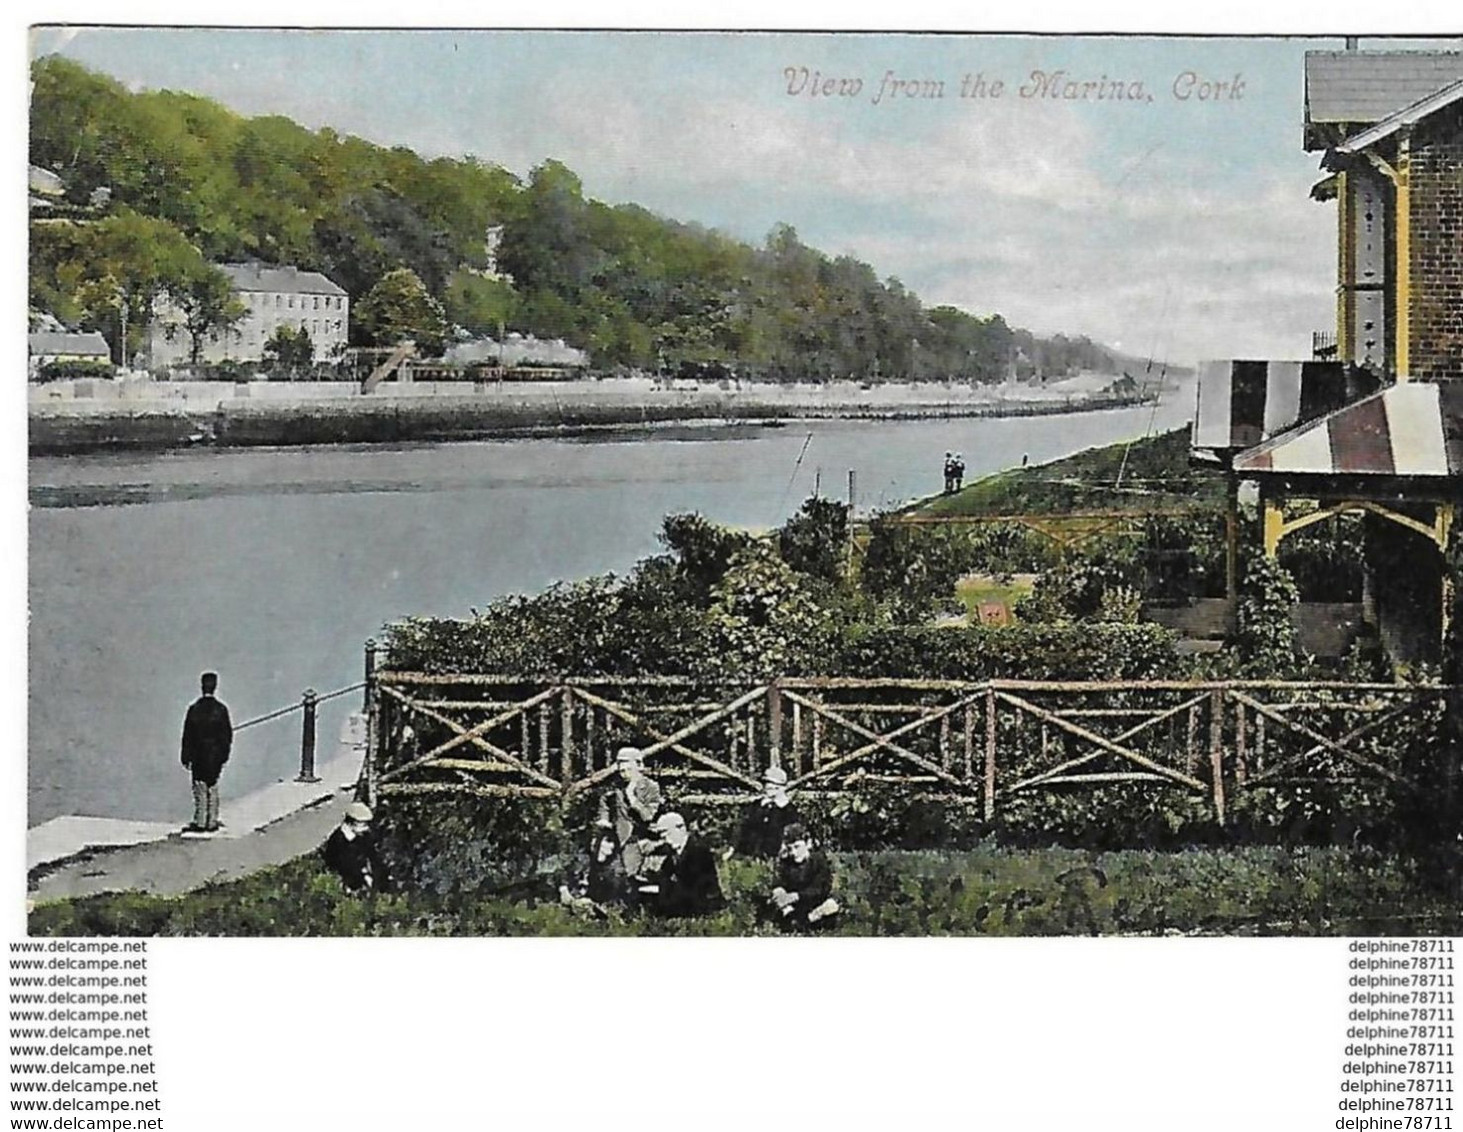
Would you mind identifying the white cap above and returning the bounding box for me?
[615,746,643,764]
[763,766,789,786]
[651,812,686,835]
[345,802,373,823]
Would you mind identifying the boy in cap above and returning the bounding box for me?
[769,824,839,931]
[731,764,802,859]
[638,812,725,917]
[323,801,387,894]
[180,671,232,834]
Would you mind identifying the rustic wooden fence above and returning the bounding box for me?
[361,674,1448,825]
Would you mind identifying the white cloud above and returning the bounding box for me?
[463,82,1335,364]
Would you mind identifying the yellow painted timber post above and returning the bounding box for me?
[1396,129,1411,380]
[1262,497,1285,559]
[1438,502,1455,646]
[1337,168,1352,360]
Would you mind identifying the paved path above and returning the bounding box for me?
[28,716,365,905]
[29,785,355,904]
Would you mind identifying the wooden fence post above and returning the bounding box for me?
[792,701,804,775]
[561,687,575,788]
[1209,689,1226,825]
[1234,699,1248,786]
[984,685,998,821]
[963,701,974,783]
[768,682,783,771]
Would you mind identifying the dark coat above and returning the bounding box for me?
[774,849,835,929]
[181,695,233,785]
[323,826,384,894]
[649,835,725,917]
[585,834,634,906]
[734,799,803,858]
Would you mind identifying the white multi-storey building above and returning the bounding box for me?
[148,263,349,369]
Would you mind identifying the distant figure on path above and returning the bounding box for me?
[951,453,965,492]
[942,452,954,494]
[180,671,232,834]
[323,802,387,894]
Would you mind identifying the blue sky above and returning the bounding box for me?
[29,27,1463,363]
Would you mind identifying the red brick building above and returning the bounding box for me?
[1192,50,1463,662]
[1306,51,1463,381]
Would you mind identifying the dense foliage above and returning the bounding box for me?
[30,55,1148,377]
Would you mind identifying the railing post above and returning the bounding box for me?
[1209,688,1226,826]
[363,638,378,710]
[296,688,320,783]
[984,684,998,821]
[768,681,783,772]
[560,685,575,791]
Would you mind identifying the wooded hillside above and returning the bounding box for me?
[30,55,1152,378]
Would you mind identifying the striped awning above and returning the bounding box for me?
[1192,359,1375,452]
[1234,382,1463,478]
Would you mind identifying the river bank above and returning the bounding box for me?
[29,378,1159,454]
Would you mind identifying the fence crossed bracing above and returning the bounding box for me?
[364,674,1448,824]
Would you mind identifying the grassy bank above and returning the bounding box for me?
[29,845,1459,937]
[913,426,1225,518]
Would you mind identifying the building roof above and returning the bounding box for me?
[1334,76,1463,155]
[1304,50,1463,150]
[28,331,111,358]
[220,263,347,297]
[1233,382,1463,479]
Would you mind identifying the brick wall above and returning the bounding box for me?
[1409,104,1463,381]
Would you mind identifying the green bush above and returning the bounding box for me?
[834,622,1178,681]
[35,359,113,382]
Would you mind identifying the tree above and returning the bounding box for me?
[169,262,246,367]
[262,325,315,379]
[860,516,973,622]
[777,496,850,583]
[443,269,519,337]
[355,267,448,357]
[29,209,210,365]
[658,512,754,603]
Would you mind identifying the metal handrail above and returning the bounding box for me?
[233,681,366,732]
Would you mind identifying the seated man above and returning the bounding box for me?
[322,801,387,895]
[732,765,802,859]
[637,812,725,917]
[769,824,839,931]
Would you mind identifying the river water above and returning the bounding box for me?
[28,391,1194,825]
